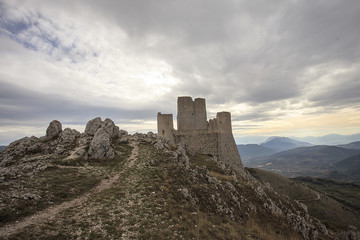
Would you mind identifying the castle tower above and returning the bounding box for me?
[194,98,207,130]
[177,96,195,131]
[216,112,232,133]
[216,111,244,174]
[177,96,207,131]
[157,112,175,143]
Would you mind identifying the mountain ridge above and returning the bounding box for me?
[245,145,360,180]
[260,137,313,152]
[236,133,360,145]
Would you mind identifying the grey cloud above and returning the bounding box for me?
[0,0,360,144]
[309,73,360,109]
[278,1,360,63]
[7,0,359,108]
[87,0,360,106]
[0,80,158,126]
[87,0,239,44]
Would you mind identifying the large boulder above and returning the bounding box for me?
[46,120,62,140]
[0,136,40,166]
[338,225,360,240]
[88,128,114,159]
[60,128,81,145]
[102,118,120,139]
[85,117,102,136]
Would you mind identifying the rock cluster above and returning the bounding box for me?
[85,117,120,159]
[0,117,128,167]
[338,225,360,240]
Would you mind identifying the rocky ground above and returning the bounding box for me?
[0,118,358,239]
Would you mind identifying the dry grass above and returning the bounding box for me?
[209,170,234,182]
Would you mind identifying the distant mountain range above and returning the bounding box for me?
[238,137,360,182]
[236,133,360,145]
[238,137,313,163]
[294,133,360,145]
[261,137,312,152]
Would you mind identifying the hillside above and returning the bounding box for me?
[246,145,360,178]
[323,154,360,183]
[294,177,360,213]
[338,141,360,150]
[0,118,337,240]
[247,168,360,231]
[335,154,360,170]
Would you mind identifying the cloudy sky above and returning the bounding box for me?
[0,0,360,145]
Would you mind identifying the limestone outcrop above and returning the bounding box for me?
[60,128,81,145]
[0,117,128,165]
[46,120,62,140]
[88,128,114,159]
[86,117,119,159]
[85,117,102,136]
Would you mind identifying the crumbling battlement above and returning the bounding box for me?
[157,96,244,174]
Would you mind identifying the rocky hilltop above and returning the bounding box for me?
[0,118,356,239]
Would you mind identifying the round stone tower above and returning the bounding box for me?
[216,112,232,133]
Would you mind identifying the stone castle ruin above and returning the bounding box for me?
[157,96,244,174]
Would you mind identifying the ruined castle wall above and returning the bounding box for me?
[175,129,244,175]
[217,132,244,174]
[207,118,217,133]
[174,131,218,156]
[157,113,175,143]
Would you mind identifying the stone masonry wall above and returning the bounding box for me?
[174,131,218,156]
[217,132,244,174]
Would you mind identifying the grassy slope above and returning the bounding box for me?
[247,168,360,231]
[294,177,360,215]
[4,142,303,240]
